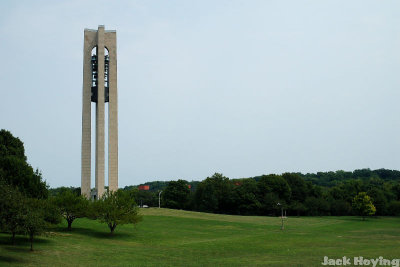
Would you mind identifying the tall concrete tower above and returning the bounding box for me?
[81,25,118,199]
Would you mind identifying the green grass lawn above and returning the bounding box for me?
[1,208,399,266]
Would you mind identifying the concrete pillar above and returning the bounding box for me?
[95,25,105,198]
[106,31,118,192]
[81,29,96,199]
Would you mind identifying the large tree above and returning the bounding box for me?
[0,181,27,244]
[194,173,234,213]
[0,129,26,160]
[258,175,291,202]
[90,189,141,235]
[0,129,48,199]
[352,192,376,220]
[257,174,291,214]
[53,189,89,230]
[0,196,61,251]
[163,180,190,209]
[232,179,261,215]
[24,199,47,251]
[0,130,59,250]
[282,173,307,203]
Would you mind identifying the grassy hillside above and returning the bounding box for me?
[1,208,399,266]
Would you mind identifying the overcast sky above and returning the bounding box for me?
[1,1,399,188]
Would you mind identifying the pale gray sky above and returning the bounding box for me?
[1,0,399,188]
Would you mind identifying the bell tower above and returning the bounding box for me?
[81,25,118,199]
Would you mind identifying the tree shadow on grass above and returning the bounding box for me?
[4,245,31,253]
[53,226,133,239]
[0,238,35,264]
[0,255,26,264]
[335,216,381,222]
[1,238,53,255]
[0,235,51,246]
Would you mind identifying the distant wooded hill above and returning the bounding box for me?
[126,168,400,191]
[254,168,400,187]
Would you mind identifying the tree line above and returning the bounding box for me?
[51,169,400,217]
[130,171,400,217]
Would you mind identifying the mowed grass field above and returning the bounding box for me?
[0,208,399,267]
